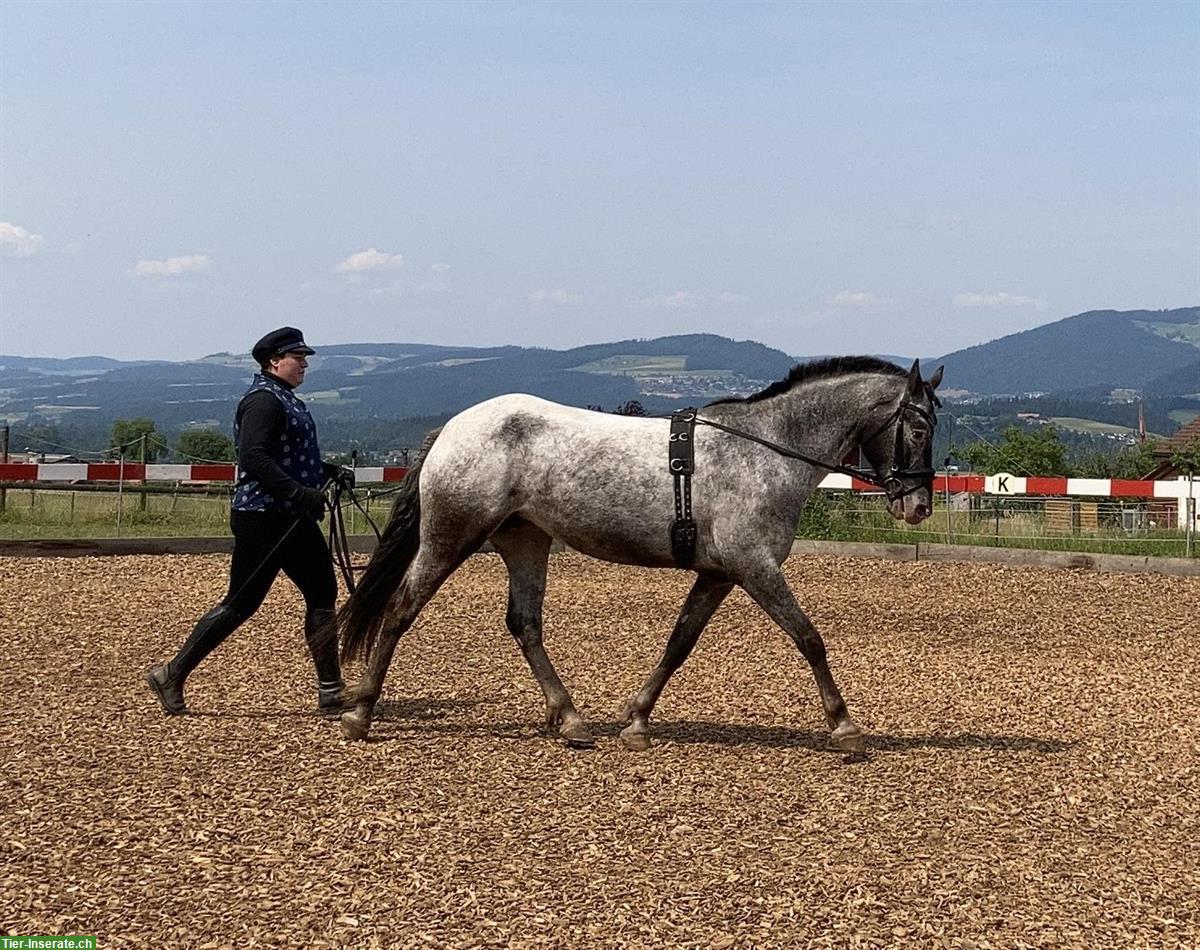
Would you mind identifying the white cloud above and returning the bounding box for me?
[829,290,883,308]
[335,247,405,273]
[641,290,698,310]
[130,254,210,278]
[0,221,46,256]
[717,291,749,305]
[954,291,1046,310]
[430,263,451,274]
[528,288,582,306]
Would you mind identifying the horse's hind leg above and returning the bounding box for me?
[491,519,594,749]
[618,572,733,751]
[340,544,460,741]
[738,566,864,752]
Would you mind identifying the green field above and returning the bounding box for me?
[1049,416,1167,438]
[1135,319,1200,347]
[0,488,391,539]
[797,492,1195,558]
[431,357,501,367]
[571,354,688,375]
[2,487,1193,557]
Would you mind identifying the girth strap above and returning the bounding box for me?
[669,408,698,567]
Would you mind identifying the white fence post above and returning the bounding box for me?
[116,451,125,538]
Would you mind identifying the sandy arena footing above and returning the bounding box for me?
[3,552,1197,946]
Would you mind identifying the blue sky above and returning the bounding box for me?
[2,0,1197,361]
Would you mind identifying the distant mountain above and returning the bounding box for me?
[930,307,1199,395]
[0,333,794,430]
[3,314,1197,453]
[1142,358,1200,398]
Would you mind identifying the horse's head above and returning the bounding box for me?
[860,359,943,525]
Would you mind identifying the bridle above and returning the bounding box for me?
[685,388,940,504]
[856,394,939,502]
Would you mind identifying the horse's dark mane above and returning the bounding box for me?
[706,355,907,407]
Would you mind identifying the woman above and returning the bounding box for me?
[146,326,352,716]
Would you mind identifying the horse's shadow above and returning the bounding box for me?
[185,696,485,723]
[185,691,1069,755]
[616,719,1072,754]
[365,706,1071,754]
[373,696,485,721]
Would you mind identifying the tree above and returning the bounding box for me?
[1073,439,1161,480]
[177,428,235,462]
[14,422,63,455]
[1170,439,1200,476]
[958,424,1070,476]
[1113,439,1163,480]
[613,400,647,416]
[111,418,160,462]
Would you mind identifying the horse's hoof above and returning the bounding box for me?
[340,711,371,741]
[831,721,866,753]
[620,726,652,752]
[559,721,596,749]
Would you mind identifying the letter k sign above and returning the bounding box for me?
[986,472,1018,495]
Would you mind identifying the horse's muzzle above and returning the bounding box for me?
[888,495,932,524]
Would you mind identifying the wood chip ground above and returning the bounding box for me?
[2,553,1197,947]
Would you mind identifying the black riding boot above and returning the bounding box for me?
[305,607,344,715]
[145,604,246,716]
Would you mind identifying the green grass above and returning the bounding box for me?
[570,355,689,375]
[430,357,501,367]
[797,493,1195,558]
[0,488,392,539]
[1135,319,1200,348]
[0,489,232,538]
[2,488,1194,557]
[1050,417,1143,436]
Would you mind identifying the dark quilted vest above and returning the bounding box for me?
[232,374,323,513]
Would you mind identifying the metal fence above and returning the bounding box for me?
[0,484,393,540]
[1,482,1196,557]
[797,490,1197,558]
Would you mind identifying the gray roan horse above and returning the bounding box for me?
[334,356,943,751]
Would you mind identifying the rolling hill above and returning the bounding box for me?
[2,311,1197,456]
[0,334,795,430]
[929,307,1199,395]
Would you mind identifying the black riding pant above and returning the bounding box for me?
[224,509,337,616]
[169,510,336,681]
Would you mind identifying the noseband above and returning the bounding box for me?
[858,397,938,502]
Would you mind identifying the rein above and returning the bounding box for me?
[326,480,389,592]
[686,397,938,503]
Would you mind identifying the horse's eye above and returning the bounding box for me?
[912,428,930,444]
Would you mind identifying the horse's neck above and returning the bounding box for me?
[713,373,899,463]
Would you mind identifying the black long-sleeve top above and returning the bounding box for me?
[234,387,304,499]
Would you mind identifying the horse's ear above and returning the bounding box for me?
[928,364,944,390]
[907,358,922,394]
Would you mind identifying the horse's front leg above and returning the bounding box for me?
[738,566,864,752]
[618,573,733,751]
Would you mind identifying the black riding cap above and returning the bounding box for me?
[252,327,316,364]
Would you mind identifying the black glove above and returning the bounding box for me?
[289,484,327,521]
[321,462,356,490]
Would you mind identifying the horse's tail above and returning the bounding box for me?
[338,427,442,663]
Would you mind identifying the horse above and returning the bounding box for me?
[333,355,943,751]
